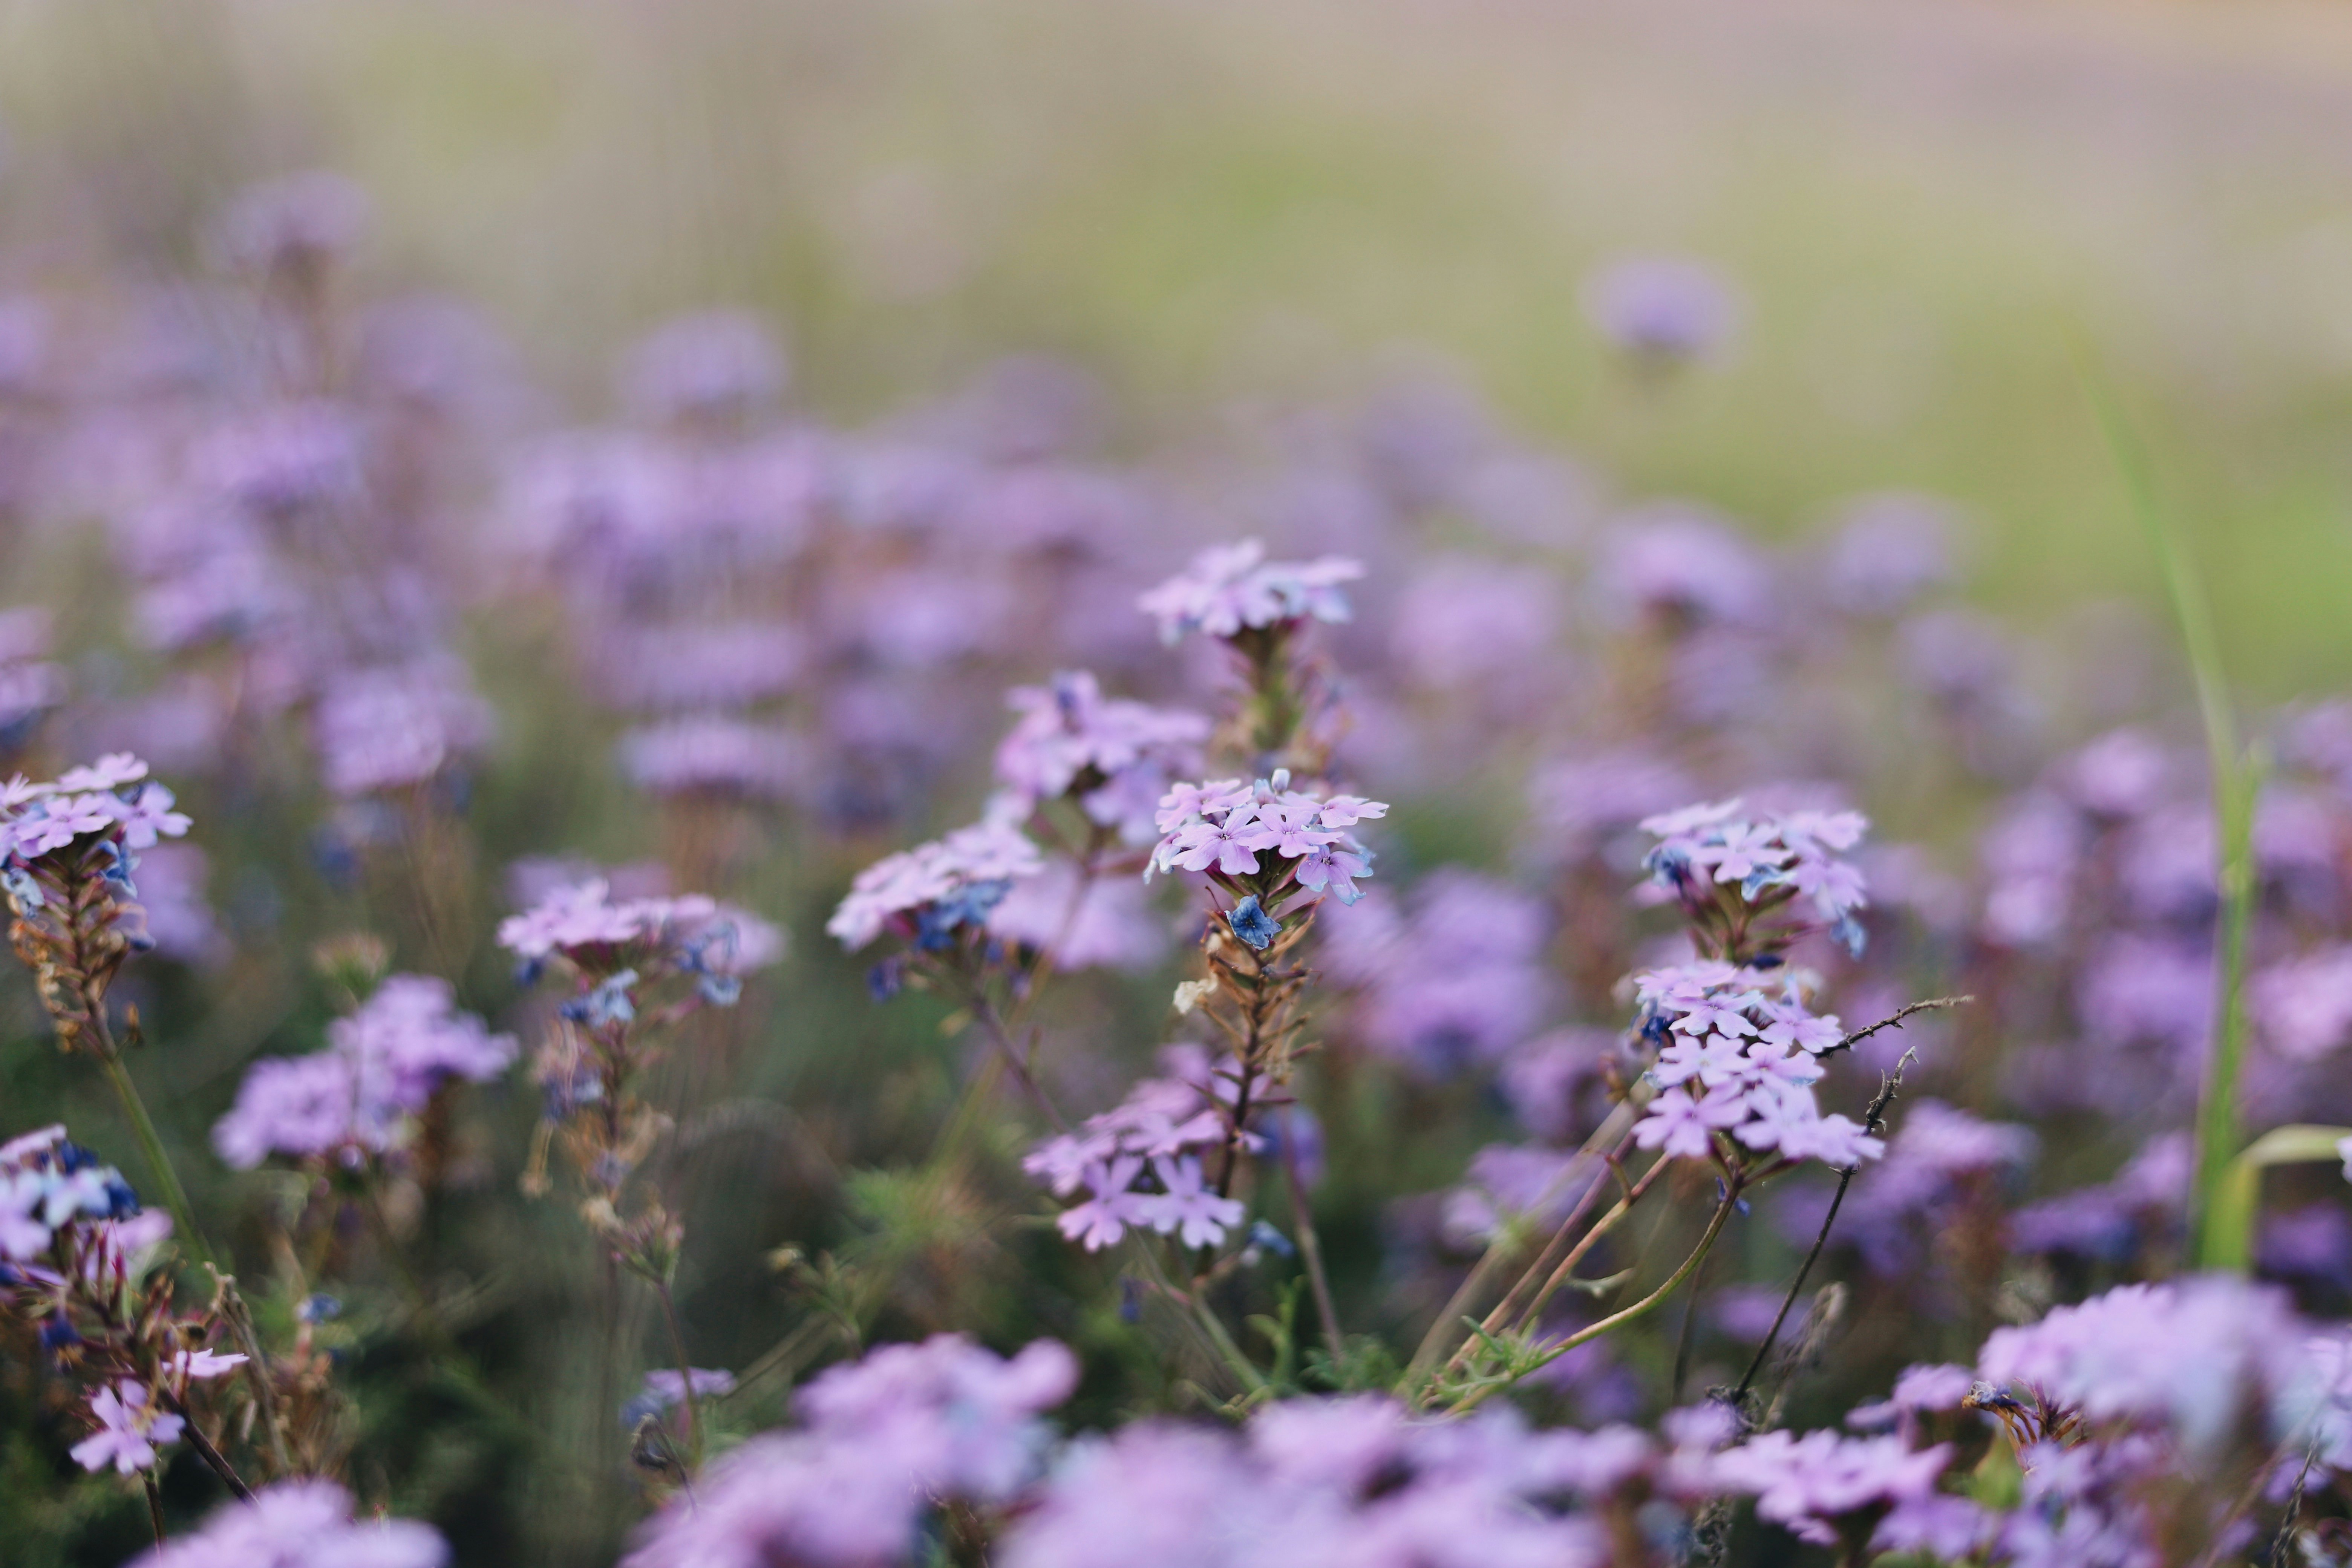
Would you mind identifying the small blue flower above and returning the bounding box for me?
[697,973,742,1008]
[298,1293,343,1324]
[1832,913,1868,959]
[866,957,906,1004]
[98,839,138,897]
[1246,1219,1297,1259]
[1227,896,1280,952]
[38,1315,79,1353]
[3,866,43,910]
[915,879,1012,951]
[561,969,640,1027]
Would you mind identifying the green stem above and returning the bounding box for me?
[2084,370,2265,1269]
[96,1040,293,1475]
[1450,1190,1737,1415]
[2193,765,2262,1268]
[96,1046,209,1268]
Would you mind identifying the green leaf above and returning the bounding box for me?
[2200,1123,2352,1274]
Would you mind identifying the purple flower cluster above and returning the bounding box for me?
[623,1336,1077,1568]
[1702,1428,1950,1548]
[211,975,516,1170]
[1319,871,1553,1075]
[0,1124,141,1263]
[0,753,190,868]
[1580,256,1738,363]
[500,877,782,982]
[1640,798,1871,957]
[993,669,1207,844]
[1630,960,1882,1168]
[0,1125,247,1478]
[1024,1066,1241,1250]
[1136,539,1364,646]
[825,816,1044,951]
[133,1479,447,1568]
[1147,775,1385,908]
[311,657,494,798]
[1004,1395,1638,1568]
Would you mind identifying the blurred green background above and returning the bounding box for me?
[8,0,2352,697]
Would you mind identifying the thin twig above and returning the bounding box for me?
[1731,1032,1937,1410]
[178,1410,256,1501]
[1818,996,1972,1060]
[655,1279,701,1464]
[144,1471,167,1545]
[1451,1187,1739,1415]
[1402,1095,1646,1390]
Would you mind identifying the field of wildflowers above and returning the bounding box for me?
[13,2,2352,1565]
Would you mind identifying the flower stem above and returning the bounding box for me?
[655,1279,701,1466]
[1450,1189,1738,1416]
[1282,1133,1343,1361]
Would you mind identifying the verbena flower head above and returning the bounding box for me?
[132,1479,447,1568]
[211,975,517,1170]
[623,1336,1076,1568]
[2,754,190,867]
[1640,799,1870,959]
[1628,961,1883,1170]
[312,658,493,798]
[1974,1276,2306,1460]
[0,1124,139,1262]
[1025,1069,1240,1252]
[501,877,780,986]
[994,670,1207,845]
[826,817,1044,952]
[1581,255,1738,362]
[618,715,804,801]
[1003,1395,1622,1568]
[1701,1429,1950,1548]
[1146,774,1386,907]
[1136,539,1364,647]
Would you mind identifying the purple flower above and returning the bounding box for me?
[313,659,493,797]
[994,670,1207,844]
[211,975,515,1170]
[70,1381,183,1475]
[133,1480,446,1568]
[621,310,789,427]
[1632,1087,1744,1160]
[1136,539,1366,646]
[1582,256,1738,361]
[827,817,1045,951]
[1147,778,1385,906]
[1597,507,1769,626]
[1137,1156,1245,1248]
[1704,1429,1948,1546]
[641,1367,737,1409]
[618,715,804,801]
[625,1337,1076,1568]
[1055,1156,1147,1250]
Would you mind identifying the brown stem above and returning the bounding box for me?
[1404,1093,1648,1390]
[1731,1041,1926,1411]
[144,1471,167,1545]
[1451,1188,1740,1415]
[176,1408,256,1501]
